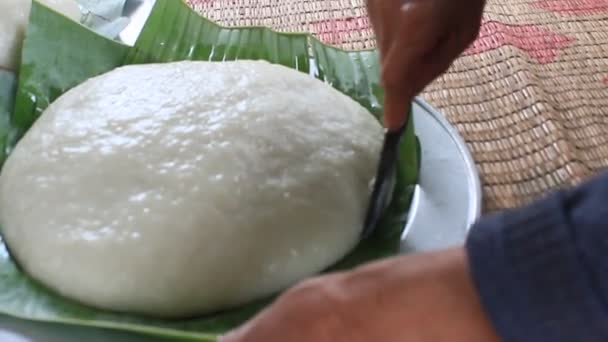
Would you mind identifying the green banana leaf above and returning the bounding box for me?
[0,71,16,163]
[0,0,420,340]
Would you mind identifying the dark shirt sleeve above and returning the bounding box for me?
[466,171,608,342]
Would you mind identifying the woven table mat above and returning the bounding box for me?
[187,0,608,212]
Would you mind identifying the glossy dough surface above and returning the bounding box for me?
[0,0,81,70]
[0,60,383,317]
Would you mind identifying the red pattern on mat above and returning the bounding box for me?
[311,16,370,45]
[532,0,608,15]
[187,0,214,5]
[464,20,575,63]
[604,75,608,85]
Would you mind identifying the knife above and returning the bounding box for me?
[360,115,409,239]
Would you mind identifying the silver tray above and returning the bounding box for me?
[402,98,481,253]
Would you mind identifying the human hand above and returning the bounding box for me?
[367,0,486,130]
[220,247,499,342]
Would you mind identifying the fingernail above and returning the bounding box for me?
[400,2,413,12]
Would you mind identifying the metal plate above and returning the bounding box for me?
[401,98,482,253]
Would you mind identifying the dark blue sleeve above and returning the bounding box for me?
[466,171,608,342]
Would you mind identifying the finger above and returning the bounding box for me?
[412,25,481,95]
[383,87,411,130]
[411,0,485,92]
[368,0,399,57]
[380,2,439,129]
[220,321,256,342]
[219,330,243,342]
[409,34,463,97]
[380,3,437,89]
[219,306,278,342]
[220,321,274,342]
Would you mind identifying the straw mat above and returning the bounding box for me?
[187,0,608,212]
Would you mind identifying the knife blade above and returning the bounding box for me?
[360,116,409,239]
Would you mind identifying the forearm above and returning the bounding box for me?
[467,171,608,341]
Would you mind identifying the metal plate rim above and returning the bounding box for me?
[414,96,482,229]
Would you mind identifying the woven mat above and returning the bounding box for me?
[187,0,608,212]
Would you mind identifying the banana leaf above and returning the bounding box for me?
[0,71,16,163]
[0,0,420,340]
